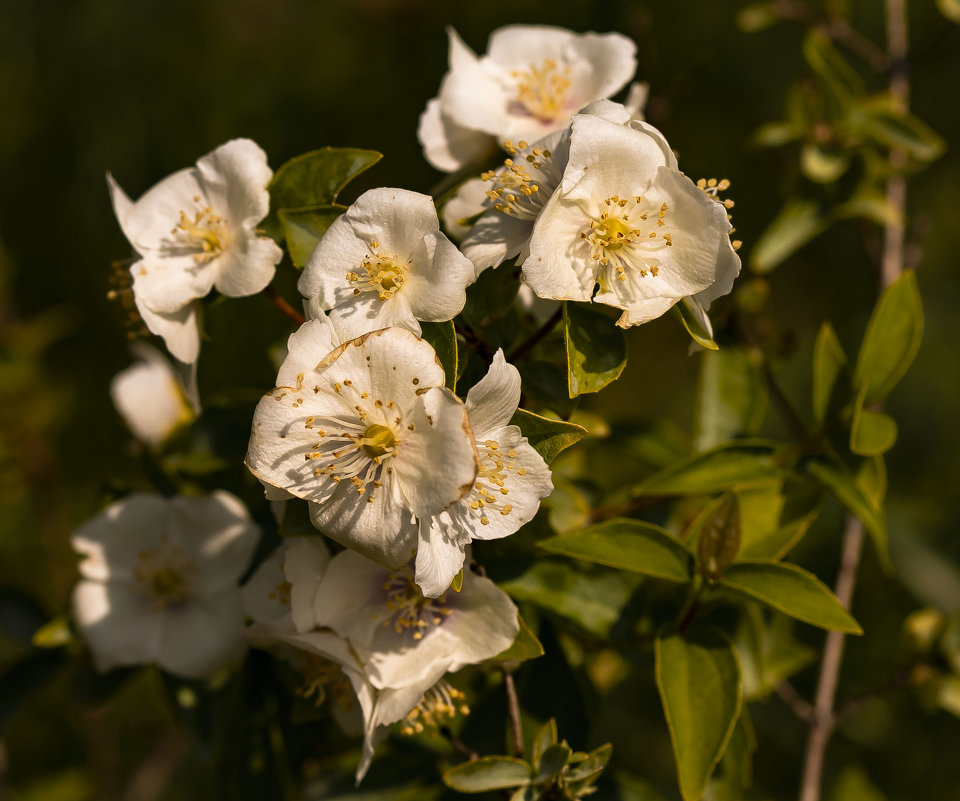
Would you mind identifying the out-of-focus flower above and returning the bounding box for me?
[110,343,198,448]
[245,327,479,582]
[523,113,741,327]
[108,138,283,364]
[71,491,259,678]
[416,349,553,597]
[418,26,637,173]
[297,188,474,340]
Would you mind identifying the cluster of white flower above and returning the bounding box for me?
[73,22,742,785]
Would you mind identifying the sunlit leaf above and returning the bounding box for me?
[697,493,742,581]
[563,302,627,397]
[801,144,849,183]
[694,346,766,451]
[853,270,923,404]
[751,199,828,274]
[509,409,587,465]
[812,321,847,424]
[443,756,532,793]
[539,518,694,583]
[721,561,862,633]
[857,99,946,163]
[850,389,898,456]
[487,615,544,664]
[633,441,781,497]
[656,629,742,801]
[278,204,344,268]
[673,299,719,350]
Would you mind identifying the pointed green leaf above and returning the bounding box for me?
[734,606,817,700]
[801,144,850,183]
[531,719,558,768]
[656,630,742,801]
[857,100,946,163]
[565,743,612,783]
[633,441,781,497]
[563,302,627,397]
[855,456,887,512]
[538,518,693,583]
[278,204,345,267]
[672,300,719,350]
[509,409,587,465]
[419,320,458,391]
[697,493,742,581]
[534,743,572,783]
[803,31,864,100]
[812,321,847,424]
[722,561,862,633]
[443,756,532,793]
[694,346,766,450]
[751,199,828,273]
[853,270,923,405]
[265,147,381,238]
[807,459,889,567]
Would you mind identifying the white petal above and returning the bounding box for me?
[327,292,420,341]
[311,551,392,647]
[393,387,479,519]
[345,188,442,262]
[113,167,205,254]
[241,545,290,623]
[130,254,217,315]
[275,318,342,388]
[158,590,247,679]
[196,138,273,225]
[465,349,521,436]
[418,98,495,174]
[283,537,331,633]
[415,520,468,598]
[168,491,259,594]
[461,213,532,275]
[134,294,201,365]
[441,178,488,240]
[624,82,649,120]
[441,572,519,670]
[297,212,372,310]
[72,581,164,672]
[522,193,597,301]
[403,232,474,321]
[690,236,741,311]
[212,231,282,298]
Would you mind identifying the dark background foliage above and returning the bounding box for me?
[1,1,958,799]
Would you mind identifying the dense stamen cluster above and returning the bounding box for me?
[581,194,673,282]
[346,240,408,301]
[467,439,524,525]
[481,140,556,219]
[171,196,230,263]
[400,680,469,736]
[382,568,452,639]
[512,59,572,122]
[106,259,149,339]
[132,542,197,610]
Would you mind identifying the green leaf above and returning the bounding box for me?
[937,0,960,23]
[734,606,817,700]
[857,100,946,163]
[807,459,889,568]
[517,361,577,417]
[694,346,766,451]
[531,719,558,767]
[738,484,820,561]
[721,561,862,633]
[500,560,642,638]
[855,456,887,512]
[461,265,522,328]
[633,441,780,497]
[709,707,756,795]
[736,3,778,32]
[538,518,694,583]
[672,300,719,350]
[278,204,344,268]
[419,320,458,391]
[801,144,850,183]
[850,388,898,456]
[487,615,544,664]
[563,302,627,397]
[31,615,74,648]
[826,765,887,801]
[543,475,591,534]
[443,756,532,793]
[697,493,742,581]
[751,199,828,273]
[565,743,613,783]
[509,409,587,465]
[812,321,847,424]
[802,31,864,101]
[450,569,464,593]
[534,743,572,783]
[656,630,742,801]
[853,269,923,404]
[265,147,382,238]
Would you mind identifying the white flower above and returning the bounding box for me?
[522,113,741,327]
[416,349,553,597]
[110,343,198,448]
[245,327,479,573]
[297,188,475,341]
[448,99,642,275]
[418,26,637,173]
[108,138,283,364]
[312,550,519,781]
[71,491,259,679]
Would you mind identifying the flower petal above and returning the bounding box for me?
[461,213,532,275]
[196,138,273,225]
[464,349,521,436]
[72,581,164,672]
[402,232,474,321]
[418,98,495,174]
[275,318,342,388]
[134,296,200,365]
[212,231,282,298]
[283,537,331,633]
[158,590,247,678]
[415,520,468,598]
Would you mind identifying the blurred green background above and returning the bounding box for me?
[1,0,959,799]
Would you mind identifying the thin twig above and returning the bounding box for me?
[502,669,524,758]
[441,727,480,761]
[507,306,563,363]
[455,320,494,361]
[262,286,305,326]
[776,681,817,724]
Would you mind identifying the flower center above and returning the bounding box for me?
[481,140,559,220]
[382,568,452,639]
[361,424,396,459]
[294,653,354,710]
[511,59,572,122]
[172,196,230,263]
[346,241,408,302]
[581,194,674,282]
[467,439,523,525]
[400,680,470,737]
[132,543,196,610]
